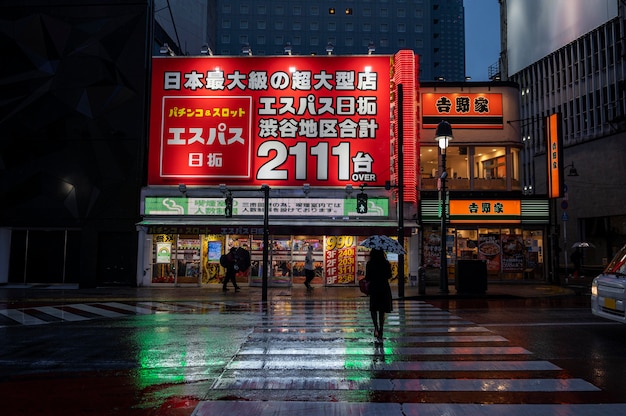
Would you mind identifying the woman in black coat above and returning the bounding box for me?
[365,248,393,342]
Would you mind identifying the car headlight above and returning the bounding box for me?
[591,280,598,296]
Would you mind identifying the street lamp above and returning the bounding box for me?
[435,120,453,294]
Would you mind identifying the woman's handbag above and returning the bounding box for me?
[358,278,370,295]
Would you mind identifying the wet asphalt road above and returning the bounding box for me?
[1,284,625,415]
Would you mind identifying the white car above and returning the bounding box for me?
[591,244,626,323]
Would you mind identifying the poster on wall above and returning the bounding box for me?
[501,234,525,272]
[325,236,357,285]
[148,55,394,188]
[156,242,172,264]
[423,232,442,267]
[478,234,501,272]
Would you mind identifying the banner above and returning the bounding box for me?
[148,55,393,187]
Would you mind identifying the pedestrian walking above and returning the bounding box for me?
[220,247,240,292]
[364,248,393,342]
[304,245,315,290]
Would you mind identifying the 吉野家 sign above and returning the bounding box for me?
[449,199,521,223]
[148,55,393,187]
[421,93,503,129]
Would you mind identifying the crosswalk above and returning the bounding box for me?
[193,299,626,415]
[2,298,626,414]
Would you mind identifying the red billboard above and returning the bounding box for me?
[148,55,393,187]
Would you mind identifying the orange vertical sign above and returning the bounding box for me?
[546,113,562,199]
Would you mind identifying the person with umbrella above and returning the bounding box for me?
[364,248,393,342]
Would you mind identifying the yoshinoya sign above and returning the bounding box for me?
[148,55,396,187]
[421,92,503,129]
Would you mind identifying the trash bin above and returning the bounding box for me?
[418,266,426,295]
[455,260,487,294]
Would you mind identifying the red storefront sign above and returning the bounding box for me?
[148,55,393,187]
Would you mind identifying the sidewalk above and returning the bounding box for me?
[0,280,579,304]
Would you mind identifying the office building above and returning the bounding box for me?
[502,0,626,277]
[156,1,467,81]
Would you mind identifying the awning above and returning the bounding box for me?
[137,217,410,236]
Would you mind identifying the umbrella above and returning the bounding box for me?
[359,235,406,254]
[572,242,595,249]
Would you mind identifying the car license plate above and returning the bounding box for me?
[603,297,617,310]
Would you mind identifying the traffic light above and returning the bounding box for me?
[225,192,233,218]
[356,192,368,213]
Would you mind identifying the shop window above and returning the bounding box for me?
[474,147,507,190]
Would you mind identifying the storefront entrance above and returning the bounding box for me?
[147,232,405,288]
[422,225,545,281]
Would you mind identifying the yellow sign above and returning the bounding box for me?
[449,200,521,223]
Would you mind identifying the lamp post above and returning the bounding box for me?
[261,184,270,303]
[435,121,453,294]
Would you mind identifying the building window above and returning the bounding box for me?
[328,22,336,31]
[258,5,266,14]
[363,23,372,32]
[257,20,266,30]
[222,20,231,29]
[257,35,265,45]
[240,20,248,29]
[240,4,249,14]
[275,21,284,30]
[398,23,406,32]
[221,34,231,44]
[310,22,319,31]
[345,22,354,32]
